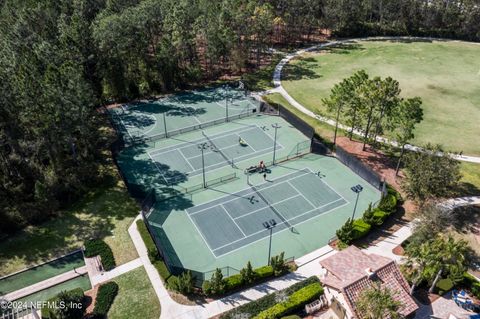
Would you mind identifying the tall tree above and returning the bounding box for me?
[402,143,461,203]
[392,97,423,176]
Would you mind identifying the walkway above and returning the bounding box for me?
[4,266,88,301]
[271,36,480,164]
[90,258,142,286]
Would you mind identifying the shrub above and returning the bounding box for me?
[221,277,320,319]
[84,239,116,271]
[202,280,212,295]
[207,268,226,296]
[168,271,194,294]
[362,203,375,225]
[270,252,288,276]
[387,184,403,203]
[436,278,453,295]
[352,219,371,240]
[225,274,243,291]
[282,316,301,319]
[136,220,159,262]
[93,282,119,317]
[41,288,85,319]
[254,282,324,319]
[372,209,389,225]
[255,265,274,279]
[240,261,256,284]
[463,272,480,298]
[336,218,355,244]
[378,193,397,214]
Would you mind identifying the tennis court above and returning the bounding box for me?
[148,168,347,258]
[109,85,259,145]
[147,125,283,184]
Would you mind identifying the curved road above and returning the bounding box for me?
[270,36,480,164]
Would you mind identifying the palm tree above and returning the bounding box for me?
[428,235,469,293]
[356,285,402,319]
[405,240,435,295]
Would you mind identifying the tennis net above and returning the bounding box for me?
[250,184,292,230]
[202,131,237,168]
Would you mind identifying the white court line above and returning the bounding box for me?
[177,149,196,172]
[148,128,285,178]
[220,204,247,238]
[173,97,202,124]
[188,170,311,216]
[149,125,259,157]
[287,181,318,209]
[212,197,349,254]
[304,167,346,201]
[146,151,170,186]
[232,193,304,220]
[184,206,217,257]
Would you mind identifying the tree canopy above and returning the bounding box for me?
[1,0,477,236]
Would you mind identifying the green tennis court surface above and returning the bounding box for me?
[144,154,381,273]
[109,86,259,145]
[147,125,283,184]
[173,169,347,257]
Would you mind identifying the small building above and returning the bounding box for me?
[319,246,418,318]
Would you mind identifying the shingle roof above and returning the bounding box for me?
[320,246,418,318]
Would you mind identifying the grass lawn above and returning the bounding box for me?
[0,174,139,276]
[282,39,480,155]
[108,267,160,319]
[459,162,480,196]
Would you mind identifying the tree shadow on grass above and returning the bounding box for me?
[321,42,365,54]
[282,57,321,82]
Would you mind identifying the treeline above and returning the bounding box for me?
[0,0,478,235]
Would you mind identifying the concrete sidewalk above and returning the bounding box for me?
[90,258,143,286]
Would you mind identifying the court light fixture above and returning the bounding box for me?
[350,184,363,220]
[263,219,277,265]
[198,143,209,188]
[272,123,281,165]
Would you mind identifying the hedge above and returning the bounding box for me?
[93,282,119,317]
[254,282,324,319]
[221,277,320,319]
[136,220,180,287]
[378,193,397,214]
[84,239,116,271]
[225,274,243,291]
[352,219,371,240]
[255,265,274,279]
[463,272,480,298]
[41,288,85,319]
[136,219,159,263]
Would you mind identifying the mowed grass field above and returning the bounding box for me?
[282,40,480,155]
[108,267,160,319]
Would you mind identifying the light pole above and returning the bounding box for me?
[198,143,208,188]
[163,112,168,138]
[272,123,281,165]
[226,97,229,122]
[263,219,277,265]
[350,184,363,220]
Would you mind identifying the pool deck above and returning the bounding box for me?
[4,266,88,301]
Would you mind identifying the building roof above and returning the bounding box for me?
[320,246,418,318]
